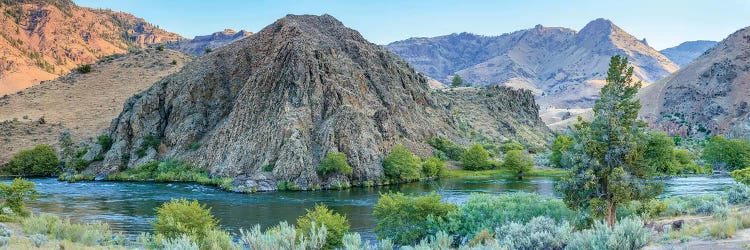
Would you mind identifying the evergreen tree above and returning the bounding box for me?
[451,75,463,88]
[557,55,661,227]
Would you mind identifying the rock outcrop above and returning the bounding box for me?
[640,27,750,138]
[89,14,551,191]
[164,29,253,56]
[660,40,718,67]
[387,18,679,124]
[0,0,183,95]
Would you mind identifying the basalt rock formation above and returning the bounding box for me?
[88,14,551,191]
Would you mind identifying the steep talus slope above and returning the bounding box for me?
[660,40,719,67]
[0,0,182,95]
[640,27,750,139]
[387,18,678,124]
[89,15,551,191]
[164,29,253,55]
[0,48,192,163]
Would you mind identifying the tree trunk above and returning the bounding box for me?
[607,200,617,228]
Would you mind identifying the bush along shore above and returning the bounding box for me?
[3,177,750,249]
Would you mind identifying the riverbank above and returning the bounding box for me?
[442,167,568,178]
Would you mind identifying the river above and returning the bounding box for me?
[3,175,736,242]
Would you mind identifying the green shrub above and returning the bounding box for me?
[727,183,750,205]
[296,204,350,250]
[461,143,490,170]
[427,137,466,161]
[500,140,524,153]
[645,132,678,174]
[617,199,666,219]
[152,199,219,243]
[0,178,38,217]
[2,144,60,176]
[550,135,573,168]
[373,192,457,245]
[135,134,160,157]
[76,64,91,73]
[703,135,750,170]
[317,152,353,177]
[731,168,750,185]
[156,45,165,51]
[446,193,575,239]
[97,134,113,152]
[662,195,728,217]
[240,222,326,250]
[495,216,571,250]
[22,213,112,246]
[383,145,421,182]
[421,157,445,178]
[566,217,651,250]
[502,149,534,178]
[160,235,198,250]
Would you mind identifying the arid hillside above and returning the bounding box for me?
[0,48,192,163]
[0,0,183,95]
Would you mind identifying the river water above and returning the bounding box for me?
[4,175,736,241]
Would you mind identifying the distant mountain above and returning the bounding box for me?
[387,18,679,123]
[660,40,718,66]
[640,27,750,139]
[164,29,252,55]
[0,0,183,95]
[85,14,551,191]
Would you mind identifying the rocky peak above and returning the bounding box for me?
[91,14,551,191]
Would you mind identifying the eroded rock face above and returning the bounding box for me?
[639,27,750,139]
[164,29,253,56]
[91,15,551,191]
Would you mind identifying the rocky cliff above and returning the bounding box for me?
[387,18,678,124]
[164,29,252,56]
[660,40,718,67]
[0,0,182,95]
[640,27,750,139]
[87,14,551,191]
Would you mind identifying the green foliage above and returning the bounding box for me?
[617,199,666,219]
[645,132,677,174]
[461,143,490,171]
[703,135,750,170]
[57,173,95,182]
[296,204,350,250]
[2,144,60,176]
[566,217,651,250]
[383,145,422,182]
[188,141,201,151]
[135,134,160,157]
[421,157,445,178]
[731,168,750,185]
[156,45,165,51]
[0,178,38,217]
[373,192,457,245]
[22,213,113,246]
[502,149,534,178]
[445,193,575,239]
[240,222,326,250]
[661,195,728,217]
[152,199,219,244]
[262,164,275,172]
[317,152,353,177]
[76,64,92,73]
[427,137,466,161]
[97,134,113,152]
[495,216,571,250]
[550,135,573,168]
[727,183,750,205]
[106,159,234,191]
[451,74,463,88]
[557,55,661,226]
[499,140,524,153]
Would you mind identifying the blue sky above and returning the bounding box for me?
[72,0,749,50]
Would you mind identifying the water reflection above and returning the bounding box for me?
[2,175,733,242]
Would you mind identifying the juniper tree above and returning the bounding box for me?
[451,74,463,88]
[557,55,661,227]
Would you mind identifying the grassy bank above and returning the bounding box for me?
[443,167,568,178]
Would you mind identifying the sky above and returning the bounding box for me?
[72,0,750,50]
